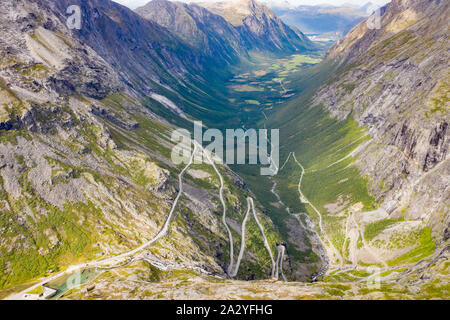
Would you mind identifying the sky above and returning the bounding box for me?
[113,0,391,10]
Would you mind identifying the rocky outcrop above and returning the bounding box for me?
[90,105,139,131]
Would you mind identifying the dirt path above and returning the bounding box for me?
[326,135,370,168]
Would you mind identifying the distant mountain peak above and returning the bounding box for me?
[137,0,313,54]
[196,0,314,52]
[198,0,276,26]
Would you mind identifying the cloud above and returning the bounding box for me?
[113,0,150,9]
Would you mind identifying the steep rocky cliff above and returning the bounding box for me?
[135,0,245,64]
[198,0,314,53]
[50,0,211,97]
[315,0,449,241]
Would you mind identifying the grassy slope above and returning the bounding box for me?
[237,59,378,268]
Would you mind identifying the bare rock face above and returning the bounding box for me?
[198,0,315,53]
[50,0,205,95]
[314,0,449,240]
[135,0,245,64]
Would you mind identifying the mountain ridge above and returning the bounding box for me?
[135,0,246,64]
[197,0,315,53]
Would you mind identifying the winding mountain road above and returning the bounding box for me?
[275,244,287,281]
[196,141,235,275]
[7,142,199,300]
[197,142,275,278]
[271,152,333,279]
[249,198,276,278]
[10,118,366,299]
[229,197,276,278]
[230,198,251,277]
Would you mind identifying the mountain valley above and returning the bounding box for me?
[0,0,448,300]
